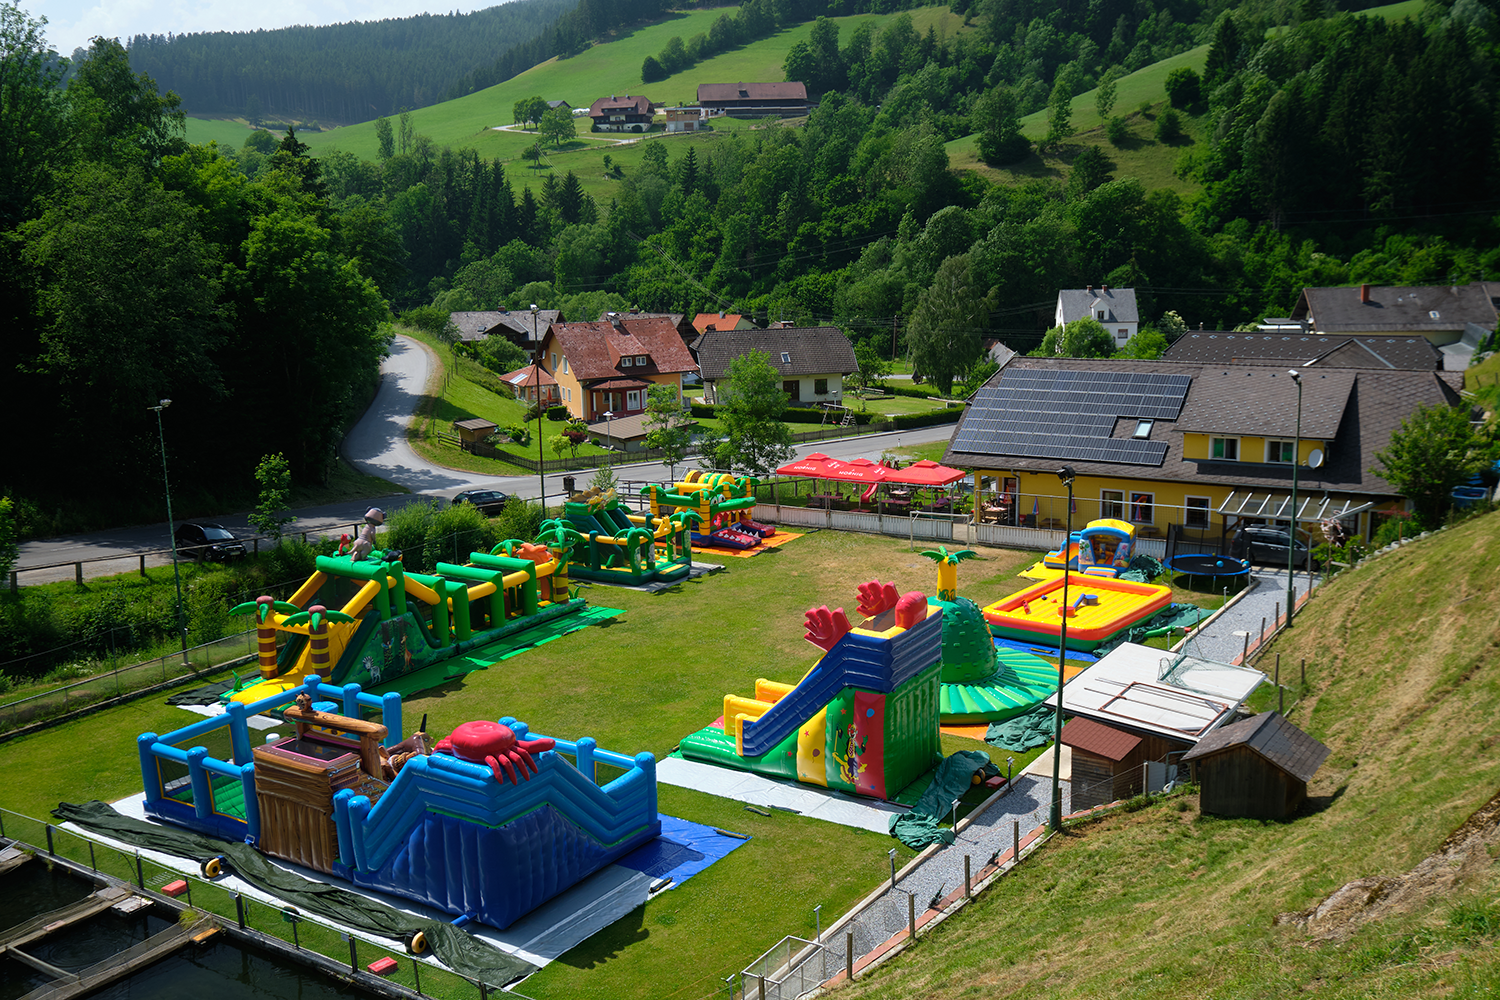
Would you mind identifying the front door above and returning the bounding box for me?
[783,380,800,401]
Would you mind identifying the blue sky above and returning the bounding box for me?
[31,0,492,59]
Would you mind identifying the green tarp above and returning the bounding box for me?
[52,800,536,987]
[888,750,992,850]
[985,703,1057,753]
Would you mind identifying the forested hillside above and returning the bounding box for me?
[123,0,574,124]
[5,0,1499,528]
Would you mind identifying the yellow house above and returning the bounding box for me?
[538,313,699,423]
[944,358,1467,543]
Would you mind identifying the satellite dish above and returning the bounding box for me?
[1307,448,1325,469]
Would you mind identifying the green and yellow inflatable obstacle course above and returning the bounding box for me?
[227,540,585,705]
[679,581,943,800]
[543,487,695,585]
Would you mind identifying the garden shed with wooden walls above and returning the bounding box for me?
[1181,711,1330,820]
[1062,716,1150,811]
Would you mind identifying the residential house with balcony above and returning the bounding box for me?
[588,94,654,133]
[538,313,699,423]
[944,357,1466,543]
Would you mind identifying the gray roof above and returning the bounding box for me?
[448,310,560,345]
[1293,282,1500,334]
[943,357,1463,500]
[698,82,808,102]
[695,327,857,381]
[1181,711,1330,783]
[1163,332,1443,371]
[1057,287,1139,325]
[1175,369,1355,438]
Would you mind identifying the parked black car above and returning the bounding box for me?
[451,489,511,515]
[174,523,247,562]
[1232,525,1320,570]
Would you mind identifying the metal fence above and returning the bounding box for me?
[0,630,257,738]
[0,807,504,999]
[736,936,828,1000]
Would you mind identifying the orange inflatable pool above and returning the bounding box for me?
[982,575,1173,650]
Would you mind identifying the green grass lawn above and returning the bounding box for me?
[184,116,262,148]
[0,528,1022,1000]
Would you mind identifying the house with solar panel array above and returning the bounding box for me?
[943,356,1468,550]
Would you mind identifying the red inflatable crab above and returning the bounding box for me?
[435,720,556,784]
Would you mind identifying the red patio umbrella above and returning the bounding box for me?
[882,459,966,487]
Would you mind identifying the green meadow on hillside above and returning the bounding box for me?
[299,5,964,163]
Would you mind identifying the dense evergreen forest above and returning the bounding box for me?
[3,0,1499,527]
[122,0,574,123]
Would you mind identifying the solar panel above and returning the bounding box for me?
[952,369,1191,466]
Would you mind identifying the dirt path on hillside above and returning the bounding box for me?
[1277,788,1500,940]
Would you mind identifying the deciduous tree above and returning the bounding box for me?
[1371,403,1488,525]
[643,383,692,479]
[707,350,795,475]
[907,254,987,395]
[249,452,294,541]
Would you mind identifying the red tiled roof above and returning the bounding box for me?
[546,317,699,381]
[1061,717,1142,761]
[588,94,652,115]
[501,364,556,387]
[593,377,650,390]
[693,312,746,333]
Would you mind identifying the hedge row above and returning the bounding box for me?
[885,407,963,429]
[691,402,875,425]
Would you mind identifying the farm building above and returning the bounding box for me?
[1062,717,1152,811]
[1181,711,1329,820]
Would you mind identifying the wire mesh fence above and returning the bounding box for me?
[735,936,828,1000]
[0,631,260,736]
[0,807,505,999]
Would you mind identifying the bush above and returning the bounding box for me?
[186,575,231,646]
[690,402,717,419]
[546,405,569,421]
[507,423,532,447]
[1165,67,1201,110]
[422,502,501,570]
[492,496,547,543]
[399,305,452,336]
[1156,107,1184,143]
[381,500,438,565]
[888,409,964,430]
[1106,116,1129,145]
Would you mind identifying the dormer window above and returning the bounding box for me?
[780,352,791,364]
[636,355,648,366]
[1211,437,1239,460]
[621,357,633,367]
[1133,419,1153,439]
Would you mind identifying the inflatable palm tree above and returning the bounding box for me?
[230,596,301,679]
[921,546,978,603]
[281,606,357,679]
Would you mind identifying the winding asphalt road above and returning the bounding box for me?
[14,335,958,585]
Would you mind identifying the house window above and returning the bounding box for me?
[636,355,647,366]
[1133,419,1153,439]
[1266,439,1295,463]
[561,356,569,374]
[621,357,633,367]
[1130,492,1155,524]
[780,352,791,364]
[1101,490,1124,519]
[550,352,557,369]
[626,390,641,410]
[1211,437,1239,460]
[814,378,829,395]
[1096,309,1106,320]
[1184,496,1211,529]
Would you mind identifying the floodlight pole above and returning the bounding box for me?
[1286,370,1303,628]
[532,303,545,508]
[1051,465,1075,833]
[150,400,190,667]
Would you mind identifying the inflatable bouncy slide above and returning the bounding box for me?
[226,537,585,705]
[679,583,942,800]
[138,677,660,931]
[544,487,696,585]
[1044,518,1139,577]
[641,472,775,551]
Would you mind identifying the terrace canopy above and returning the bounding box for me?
[881,459,966,487]
[775,454,890,484]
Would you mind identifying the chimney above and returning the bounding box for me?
[1102,284,1109,292]
[1086,285,1092,294]
[719,310,725,318]
[1360,283,1371,303]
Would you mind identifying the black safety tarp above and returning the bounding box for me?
[52,800,536,987]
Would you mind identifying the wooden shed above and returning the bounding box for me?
[1181,711,1329,820]
[1062,716,1149,811]
[453,418,498,450]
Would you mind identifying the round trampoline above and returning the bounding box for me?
[1166,553,1251,578]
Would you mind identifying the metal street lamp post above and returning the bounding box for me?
[531,303,546,508]
[149,400,190,667]
[1286,369,1303,628]
[1050,465,1075,832]
[603,410,614,464]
